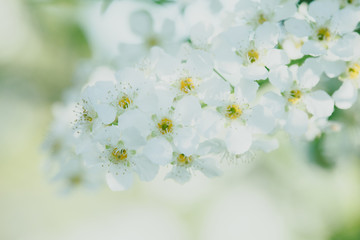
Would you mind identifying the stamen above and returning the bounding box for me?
[247,49,259,63]
[317,28,331,41]
[347,63,360,79]
[226,104,242,119]
[119,96,132,109]
[157,118,173,135]
[288,90,302,104]
[177,154,193,166]
[82,108,93,122]
[180,78,195,93]
[111,148,128,163]
[258,13,267,24]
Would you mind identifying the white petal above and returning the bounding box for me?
[143,137,173,165]
[304,90,334,118]
[106,172,133,191]
[165,166,191,184]
[82,81,116,104]
[135,90,159,114]
[284,18,312,38]
[153,50,179,77]
[174,95,201,125]
[129,10,153,37]
[173,127,199,156]
[190,22,213,46]
[154,87,176,115]
[118,109,151,138]
[330,33,360,61]
[132,156,159,181]
[159,19,175,38]
[297,58,322,89]
[301,40,326,56]
[93,125,121,146]
[121,127,146,149]
[273,1,297,21]
[332,80,358,109]
[93,104,116,124]
[269,65,292,91]
[260,92,286,118]
[264,49,289,69]
[255,22,279,49]
[252,138,279,153]
[196,109,222,139]
[248,105,276,134]
[331,8,360,35]
[242,65,268,80]
[225,126,252,154]
[217,26,251,50]
[185,51,214,78]
[234,80,259,103]
[116,68,148,88]
[320,59,346,78]
[193,158,221,178]
[308,0,339,25]
[284,108,308,136]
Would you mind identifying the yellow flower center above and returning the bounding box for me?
[157,118,173,135]
[69,174,82,185]
[247,49,259,63]
[177,154,193,166]
[288,90,302,104]
[258,13,267,24]
[118,96,132,109]
[317,28,331,41]
[226,104,242,119]
[180,78,195,93]
[347,63,360,79]
[146,36,160,48]
[111,148,128,162]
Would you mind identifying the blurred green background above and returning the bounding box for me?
[1,0,360,239]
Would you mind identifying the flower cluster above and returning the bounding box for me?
[44,0,360,191]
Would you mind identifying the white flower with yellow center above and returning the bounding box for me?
[112,68,161,116]
[332,60,360,109]
[165,150,221,184]
[284,0,360,57]
[154,50,214,101]
[234,0,297,29]
[117,10,176,67]
[84,125,158,191]
[74,82,115,135]
[212,24,288,80]
[268,60,334,136]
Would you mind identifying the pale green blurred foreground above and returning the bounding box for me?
[1,0,360,240]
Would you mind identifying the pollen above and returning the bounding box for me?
[257,13,267,24]
[177,154,193,166]
[180,78,195,93]
[226,104,242,119]
[317,28,331,41]
[288,90,302,104]
[111,148,128,162]
[157,118,173,135]
[347,63,360,79]
[119,96,132,109]
[247,49,259,63]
